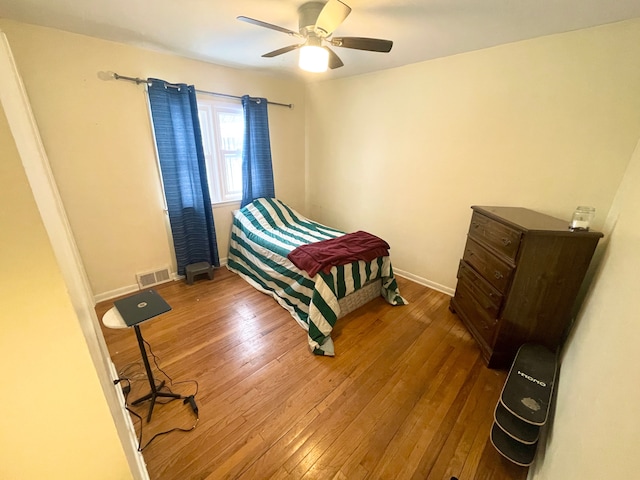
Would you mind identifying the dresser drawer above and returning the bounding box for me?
[457,260,503,316]
[468,211,521,262]
[463,237,514,293]
[453,278,499,350]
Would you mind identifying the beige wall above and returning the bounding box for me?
[529,140,640,478]
[1,14,640,480]
[0,19,306,299]
[304,19,640,479]
[0,104,131,478]
[305,18,640,292]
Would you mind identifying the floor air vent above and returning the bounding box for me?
[136,267,171,289]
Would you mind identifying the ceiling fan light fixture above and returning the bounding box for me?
[299,45,329,72]
[239,0,393,72]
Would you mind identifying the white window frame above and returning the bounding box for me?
[197,96,244,205]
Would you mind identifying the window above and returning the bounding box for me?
[197,97,244,204]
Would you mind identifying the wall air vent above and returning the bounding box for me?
[136,267,171,289]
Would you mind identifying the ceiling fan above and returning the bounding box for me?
[237,0,393,72]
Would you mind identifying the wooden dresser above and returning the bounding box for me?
[450,206,603,368]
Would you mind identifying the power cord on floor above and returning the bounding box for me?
[144,338,200,399]
[113,377,145,449]
[114,341,200,451]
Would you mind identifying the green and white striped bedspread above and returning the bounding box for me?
[226,198,407,356]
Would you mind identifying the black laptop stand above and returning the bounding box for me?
[112,290,183,422]
[129,324,182,422]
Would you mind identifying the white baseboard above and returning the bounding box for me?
[94,262,447,303]
[94,273,179,304]
[94,284,140,304]
[393,268,455,297]
[107,360,150,480]
[93,265,226,304]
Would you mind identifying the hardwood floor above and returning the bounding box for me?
[96,268,528,480]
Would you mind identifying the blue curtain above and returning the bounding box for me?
[147,78,219,275]
[240,95,275,207]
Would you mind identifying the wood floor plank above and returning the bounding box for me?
[96,268,528,480]
[281,318,429,477]
[371,346,480,479]
[426,364,504,479]
[319,296,462,479]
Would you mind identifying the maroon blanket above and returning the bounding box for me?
[287,230,390,277]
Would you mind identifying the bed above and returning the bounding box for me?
[226,198,407,356]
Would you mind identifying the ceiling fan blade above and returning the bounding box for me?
[330,37,393,53]
[315,0,352,36]
[326,47,344,69]
[237,16,303,38]
[262,44,301,58]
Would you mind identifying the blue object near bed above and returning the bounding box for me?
[226,198,407,356]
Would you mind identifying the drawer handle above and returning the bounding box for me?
[494,271,504,280]
[472,222,480,228]
[501,238,512,246]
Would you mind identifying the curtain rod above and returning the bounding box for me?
[111,72,293,109]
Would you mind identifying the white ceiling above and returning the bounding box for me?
[1,0,640,81]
